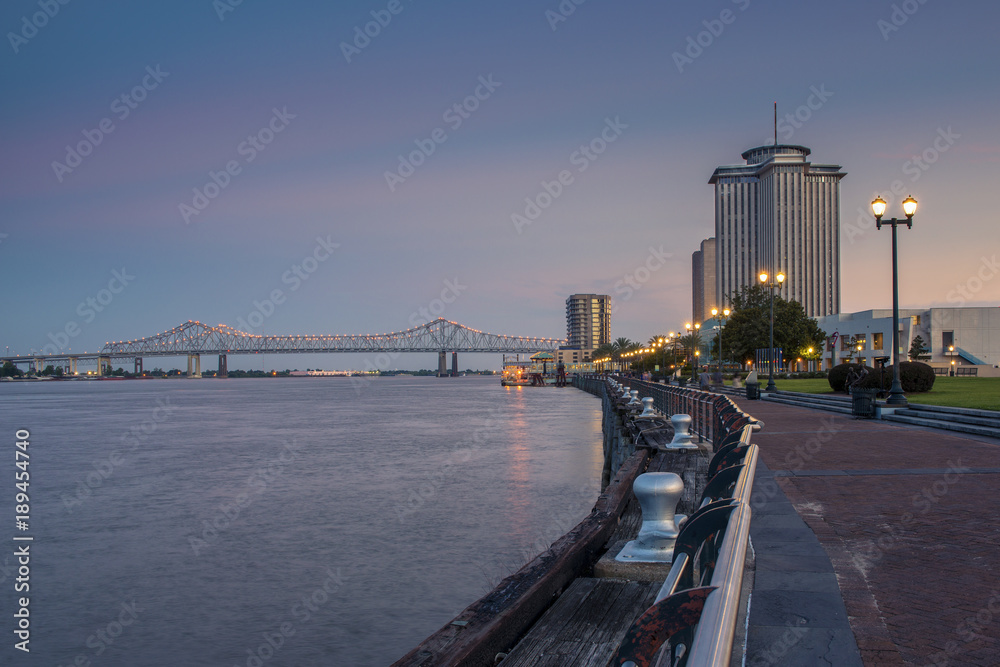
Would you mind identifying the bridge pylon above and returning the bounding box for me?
[187,354,201,378]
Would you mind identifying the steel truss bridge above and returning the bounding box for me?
[3,319,565,377]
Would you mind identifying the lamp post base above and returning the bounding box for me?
[885,389,908,405]
[885,376,908,405]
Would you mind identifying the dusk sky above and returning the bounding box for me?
[2,0,998,370]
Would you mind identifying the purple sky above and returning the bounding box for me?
[2,0,998,370]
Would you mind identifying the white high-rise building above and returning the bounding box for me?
[708,145,846,318]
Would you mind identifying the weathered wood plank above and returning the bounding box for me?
[498,578,660,666]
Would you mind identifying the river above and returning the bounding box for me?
[0,375,602,665]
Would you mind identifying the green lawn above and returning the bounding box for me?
[771,377,1000,411]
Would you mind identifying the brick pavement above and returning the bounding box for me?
[734,398,1000,667]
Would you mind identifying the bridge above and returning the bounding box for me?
[2,319,565,377]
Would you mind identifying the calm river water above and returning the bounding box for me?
[0,376,602,666]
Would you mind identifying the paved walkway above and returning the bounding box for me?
[734,397,1000,666]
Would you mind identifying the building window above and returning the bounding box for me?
[873,333,883,350]
[942,331,954,349]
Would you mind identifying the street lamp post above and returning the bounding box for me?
[685,322,701,381]
[758,271,785,392]
[711,307,732,375]
[872,195,917,406]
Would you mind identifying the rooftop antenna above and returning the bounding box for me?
[774,101,777,146]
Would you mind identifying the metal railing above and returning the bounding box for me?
[606,376,756,448]
[585,374,760,667]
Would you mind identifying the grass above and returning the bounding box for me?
[771,377,1000,411]
[772,378,835,395]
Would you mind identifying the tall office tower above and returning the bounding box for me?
[565,294,611,349]
[708,145,846,317]
[692,238,716,324]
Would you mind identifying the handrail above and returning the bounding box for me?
[597,372,760,667]
[683,503,753,666]
[615,495,755,667]
[611,377,719,444]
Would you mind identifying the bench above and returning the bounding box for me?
[955,367,978,377]
[933,366,949,375]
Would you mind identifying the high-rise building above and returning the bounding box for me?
[565,294,611,350]
[692,238,716,325]
[708,145,846,318]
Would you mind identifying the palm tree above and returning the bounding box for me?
[612,337,634,354]
[611,337,633,373]
[591,343,616,371]
[678,332,703,365]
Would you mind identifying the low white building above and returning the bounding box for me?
[816,307,1000,376]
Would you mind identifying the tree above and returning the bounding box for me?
[677,331,703,360]
[612,337,634,355]
[1,361,23,377]
[908,335,931,361]
[723,285,826,369]
[591,343,615,362]
[611,337,633,365]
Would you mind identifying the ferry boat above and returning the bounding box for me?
[500,360,532,386]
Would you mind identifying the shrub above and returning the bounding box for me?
[899,361,935,392]
[828,361,935,393]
